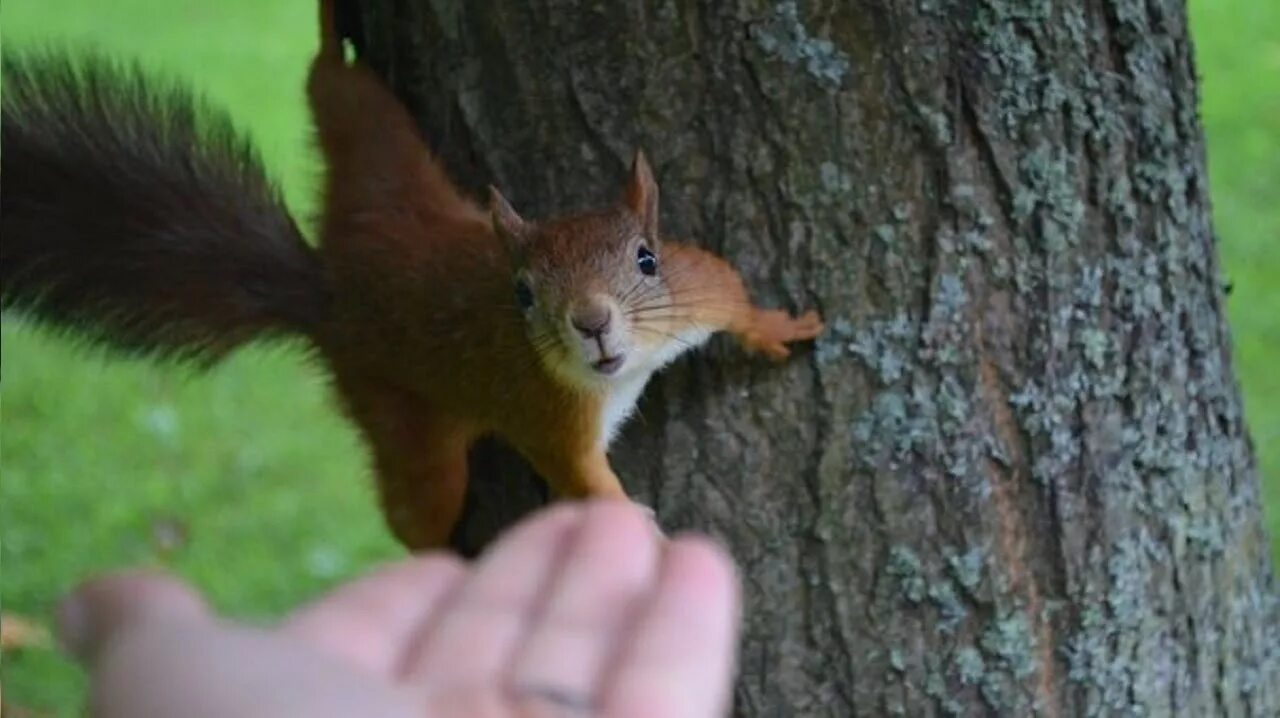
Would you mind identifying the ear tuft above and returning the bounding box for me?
[625,149,659,240]
[489,186,526,245]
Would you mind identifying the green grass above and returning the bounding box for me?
[1190,0,1280,548]
[1,0,1277,714]
[1,1,402,712]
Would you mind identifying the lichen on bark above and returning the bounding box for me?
[345,0,1278,714]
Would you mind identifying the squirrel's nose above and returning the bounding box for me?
[571,303,612,339]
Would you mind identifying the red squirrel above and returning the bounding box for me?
[0,0,824,550]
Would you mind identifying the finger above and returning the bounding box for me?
[282,554,468,677]
[509,502,661,707]
[56,569,210,666]
[406,502,585,688]
[91,616,417,718]
[599,536,741,718]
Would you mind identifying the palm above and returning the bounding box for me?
[281,502,738,718]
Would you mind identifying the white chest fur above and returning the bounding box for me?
[598,327,712,447]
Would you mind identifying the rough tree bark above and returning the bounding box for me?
[338,0,1277,714]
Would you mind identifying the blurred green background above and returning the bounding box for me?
[1,0,1276,713]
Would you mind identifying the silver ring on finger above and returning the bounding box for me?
[509,683,596,715]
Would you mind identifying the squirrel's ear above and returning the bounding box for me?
[489,186,527,246]
[625,149,659,240]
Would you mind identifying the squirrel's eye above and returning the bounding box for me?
[637,245,658,276]
[514,279,534,310]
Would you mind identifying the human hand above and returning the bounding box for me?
[58,501,740,717]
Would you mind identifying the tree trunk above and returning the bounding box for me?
[339,0,1278,714]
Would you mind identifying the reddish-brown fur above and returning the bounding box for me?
[309,1,823,549]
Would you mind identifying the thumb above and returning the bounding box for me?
[56,569,210,666]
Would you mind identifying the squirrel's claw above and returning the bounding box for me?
[739,309,825,361]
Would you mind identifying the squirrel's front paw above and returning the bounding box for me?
[741,309,825,360]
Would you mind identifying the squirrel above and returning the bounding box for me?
[0,0,824,550]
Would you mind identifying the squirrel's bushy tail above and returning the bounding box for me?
[0,50,327,364]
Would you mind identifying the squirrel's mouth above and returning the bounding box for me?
[592,355,625,375]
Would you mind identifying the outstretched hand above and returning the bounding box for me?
[59,501,740,718]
